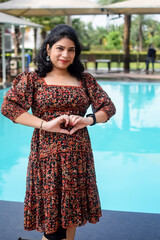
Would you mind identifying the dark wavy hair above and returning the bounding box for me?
[34,24,84,79]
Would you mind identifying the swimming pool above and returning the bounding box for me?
[0,81,160,214]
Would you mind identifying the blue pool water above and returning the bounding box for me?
[0,81,160,214]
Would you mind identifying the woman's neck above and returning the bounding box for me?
[44,68,79,86]
[47,68,70,78]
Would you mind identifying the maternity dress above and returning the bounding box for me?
[1,72,116,234]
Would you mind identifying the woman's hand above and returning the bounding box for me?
[42,115,70,134]
[41,114,94,135]
[69,115,93,135]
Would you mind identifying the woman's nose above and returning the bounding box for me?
[62,50,69,58]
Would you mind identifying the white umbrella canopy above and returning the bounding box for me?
[105,0,160,15]
[0,12,42,27]
[0,0,104,16]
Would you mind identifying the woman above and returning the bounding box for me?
[1,24,116,240]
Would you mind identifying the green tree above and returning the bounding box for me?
[130,15,145,51]
[27,16,65,41]
[143,18,160,49]
[72,18,89,50]
[106,31,122,50]
[98,0,131,72]
[130,16,160,51]
[72,18,96,50]
[130,15,152,51]
[72,19,117,51]
[91,26,109,49]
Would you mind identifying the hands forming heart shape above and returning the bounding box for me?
[42,114,92,135]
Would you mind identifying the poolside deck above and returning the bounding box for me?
[1,200,160,240]
[88,69,160,82]
[0,68,160,89]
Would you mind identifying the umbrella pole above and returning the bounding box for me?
[21,27,25,72]
[1,24,6,87]
[33,28,37,60]
[124,14,131,73]
[66,16,72,26]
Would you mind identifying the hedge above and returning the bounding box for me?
[81,51,160,62]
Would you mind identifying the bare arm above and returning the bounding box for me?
[95,110,108,123]
[15,110,108,135]
[15,112,71,134]
[15,112,45,129]
[69,110,108,135]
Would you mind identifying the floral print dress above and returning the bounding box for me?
[1,72,116,234]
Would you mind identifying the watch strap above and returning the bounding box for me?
[86,113,96,126]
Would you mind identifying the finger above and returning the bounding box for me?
[59,129,70,134]
[70,126,79,135]
[69,115,76,125]
[70,115,80,125]
[62,115,69,126]
[74,117,83,125]
[58,115,69,126]
[54,116,64,124]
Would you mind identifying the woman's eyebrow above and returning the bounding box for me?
[56,44,75,49]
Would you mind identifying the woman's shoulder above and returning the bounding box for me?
[81,72,96,86]
[81,72,94,80]
[12,71,43,85]
[16,71,39,80]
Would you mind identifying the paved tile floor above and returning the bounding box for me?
[1,200,160,240]
[89,69,160,82]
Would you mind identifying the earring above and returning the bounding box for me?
[46,55,50,62]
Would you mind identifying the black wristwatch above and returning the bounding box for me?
[86,113,96,126]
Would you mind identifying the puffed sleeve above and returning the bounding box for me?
[1,72,34,122]
[83,73,116,120]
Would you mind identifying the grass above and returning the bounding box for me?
[86,62,160,70]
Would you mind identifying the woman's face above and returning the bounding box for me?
[47,37,76,70]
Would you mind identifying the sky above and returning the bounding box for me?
[71,0,124,28]
[76,14,124,28]
[72,0,160,29]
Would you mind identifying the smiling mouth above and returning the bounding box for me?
[59,59,70,63]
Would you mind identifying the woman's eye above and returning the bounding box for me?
[69,49,75,52]
[57,47,63,50]
[56,47,75,52]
